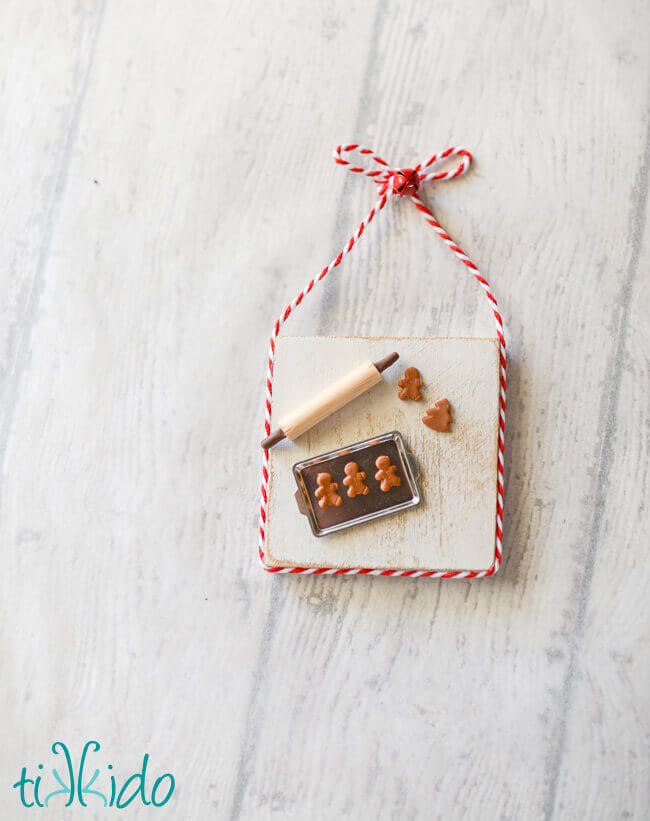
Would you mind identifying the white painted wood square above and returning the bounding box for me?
[264,335,500,573]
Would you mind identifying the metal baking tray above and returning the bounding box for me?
[293,431,421,537]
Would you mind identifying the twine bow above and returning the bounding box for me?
[259,143,506,579]
[334,143,473,199]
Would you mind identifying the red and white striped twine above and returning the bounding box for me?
[259,144,506,578]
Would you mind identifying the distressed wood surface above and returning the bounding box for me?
[0,0,648,819]
[267,336,499,571]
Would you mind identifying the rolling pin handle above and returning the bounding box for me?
[373,351,399,373]
[261,428,286,450]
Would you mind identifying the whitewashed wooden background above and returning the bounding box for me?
[1,1,648,819]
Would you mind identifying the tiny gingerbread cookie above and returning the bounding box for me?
[398,366,423,401]
[422,398,452,431]
[374,455,401,492]
[314,473,342,509]
[342,462,370,498]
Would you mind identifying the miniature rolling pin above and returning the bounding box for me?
[261,352,399,449]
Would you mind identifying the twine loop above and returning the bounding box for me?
[258,143,505,579]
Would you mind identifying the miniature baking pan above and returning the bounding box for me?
[293,431,420,537]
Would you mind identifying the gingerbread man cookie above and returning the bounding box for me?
[374,455,401,492]
[342,462,370,498]
[314,473,342,509]
[398,366,423,401]
[422,398,452,431]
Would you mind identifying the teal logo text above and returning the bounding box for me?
[12,741,175,809]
